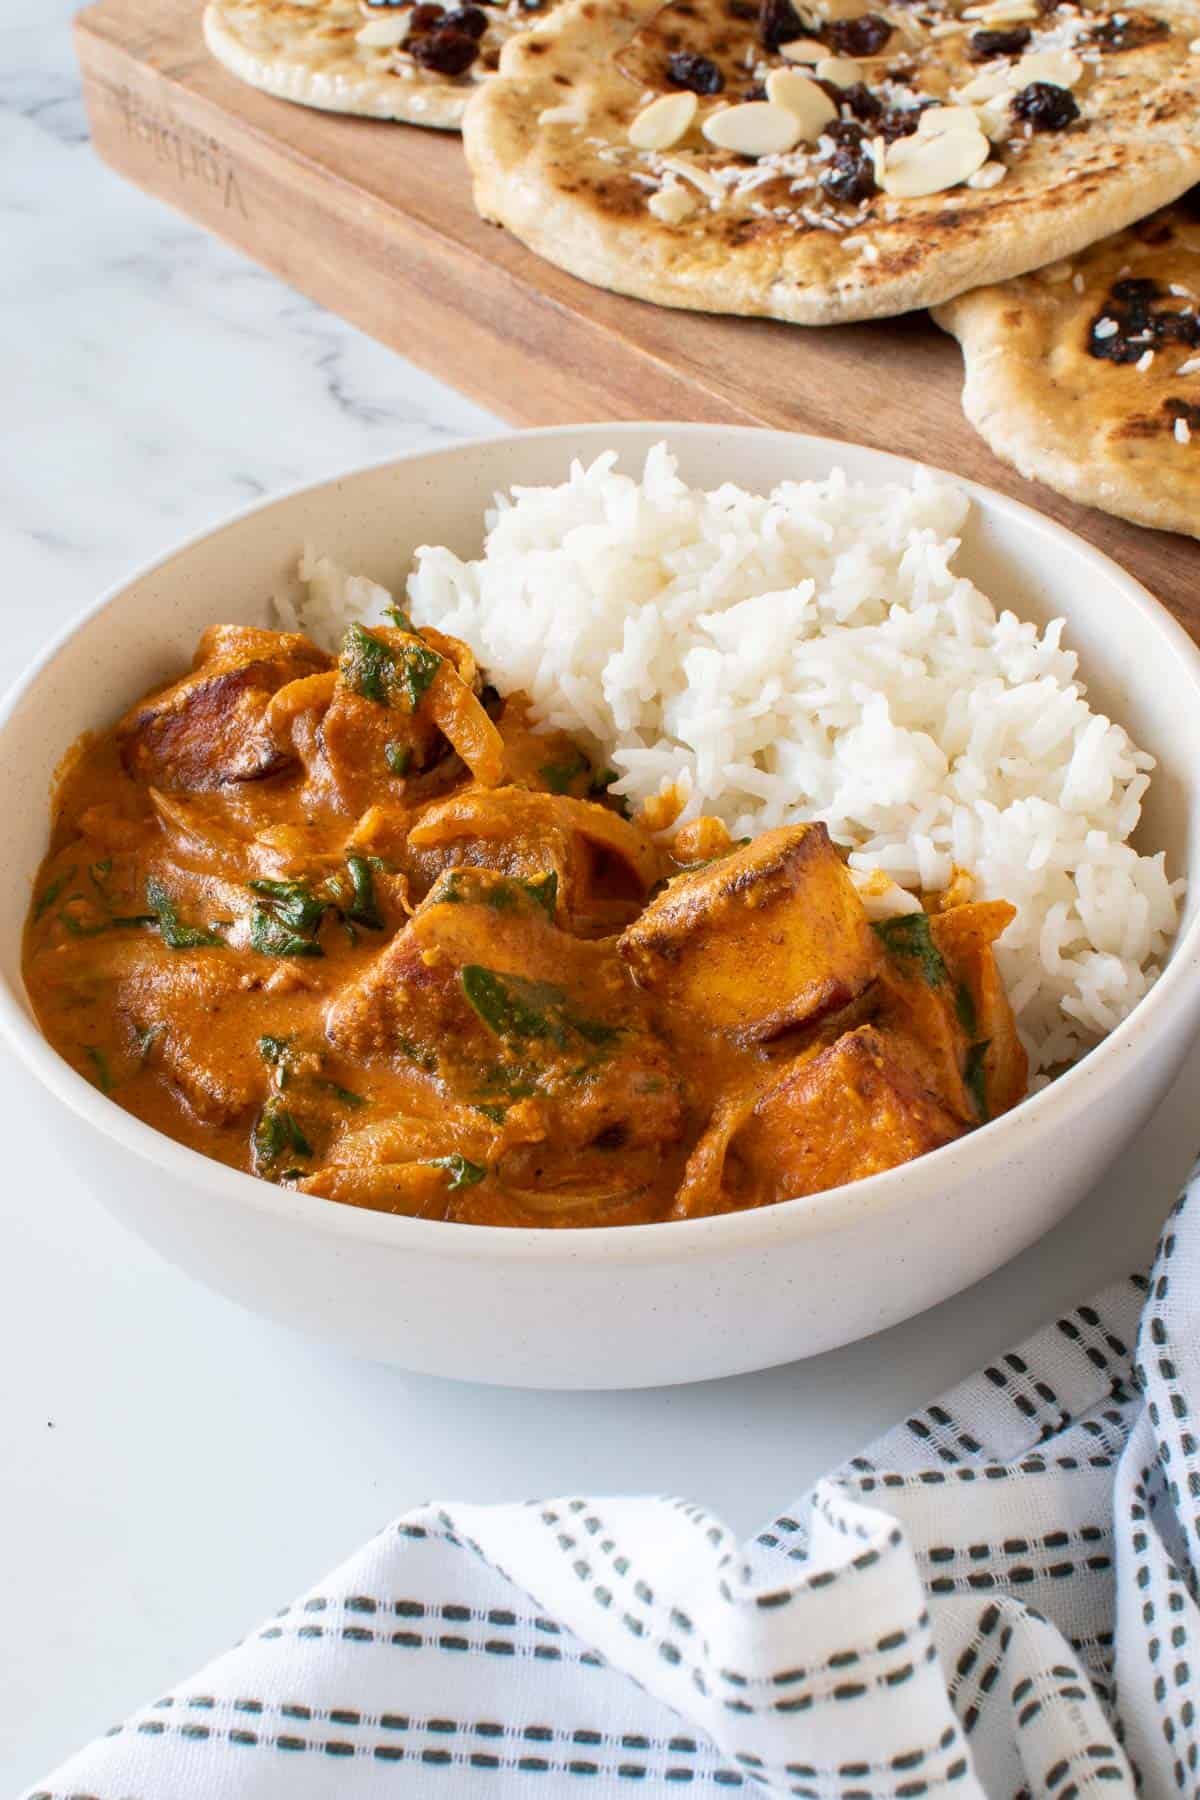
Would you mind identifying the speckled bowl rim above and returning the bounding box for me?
[3,422,1199,1267]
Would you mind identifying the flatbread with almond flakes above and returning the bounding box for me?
[203,0,556,130]
[462,0,1200,322]
[935,197,1200,534]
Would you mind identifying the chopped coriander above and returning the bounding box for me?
[249,907,324,958]
[58,907,118,939]
[316,1079,368,1108]
[84,1045,112,1094]
[540,751,589,795]
[385,603,416,634]
[146,876,223,949]
[427,1153,486,1190]
[396,641,442,711]
[525,871,558,920]
[253,1098,312,1173]
[461,966,618,1052]
[432,869,557,920]
[259,1029,293,1080]
[340,621,394,705]
[397,1034,438,1073]
[384,741,412,777]
[461,966,565,1042]
[247,878,326,935]
[344,855,383,930]
[871,912,947,988]
[134,1023,163,1062]
[588,768,632,818]
[34,867,75,922]
[965,1041,991,1121]
[339,622,442,712]
[475,1067,538,1103]
[247,877,327,957]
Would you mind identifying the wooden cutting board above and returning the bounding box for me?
[76,0,1200,634]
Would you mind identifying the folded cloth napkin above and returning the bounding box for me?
[28,1164,1200,1800]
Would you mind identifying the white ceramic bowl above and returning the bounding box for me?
[4,424,1200,1389]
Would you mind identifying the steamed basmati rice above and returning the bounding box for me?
[282,445,1182,1078]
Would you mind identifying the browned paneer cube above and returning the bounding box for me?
[618,822,881,1044]
[931,900,1028,1119]
[699,1023,965,1215]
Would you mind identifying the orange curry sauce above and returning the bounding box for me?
[23,616,1027,1226]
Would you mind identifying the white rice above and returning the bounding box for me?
[281,445,1182,1078]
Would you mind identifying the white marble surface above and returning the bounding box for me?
[4,3,1200,1792]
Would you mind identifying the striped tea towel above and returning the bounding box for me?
[26,1163,1200,1800]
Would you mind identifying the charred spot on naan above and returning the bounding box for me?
[1088,8,1169,51]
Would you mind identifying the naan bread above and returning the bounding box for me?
[463,0,1200,321]
[936,198,1200,534]
[203,0,554,130]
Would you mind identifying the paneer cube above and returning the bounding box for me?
[711,1023,965,1213]
[618,823,880,1043]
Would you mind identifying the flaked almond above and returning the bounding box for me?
[881,125,989,196]
[870,132,886,186]
[659,154,725,197]
[917,104,982,136]
[764,70,839,137]
[648,182,699,222]
[814,54,863,86]
[778,37,827,61]
[954,64,1012,101]
[702,99,804,155]
[963,0,1036,20]
[538,101,584,125]
[629,90,698,151]
[977,94,1015,140]
[356,12,411,43]
[966,159,1006,187]
[1010,46,1083,87]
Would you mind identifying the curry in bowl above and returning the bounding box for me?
[23,612,1027,1227]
